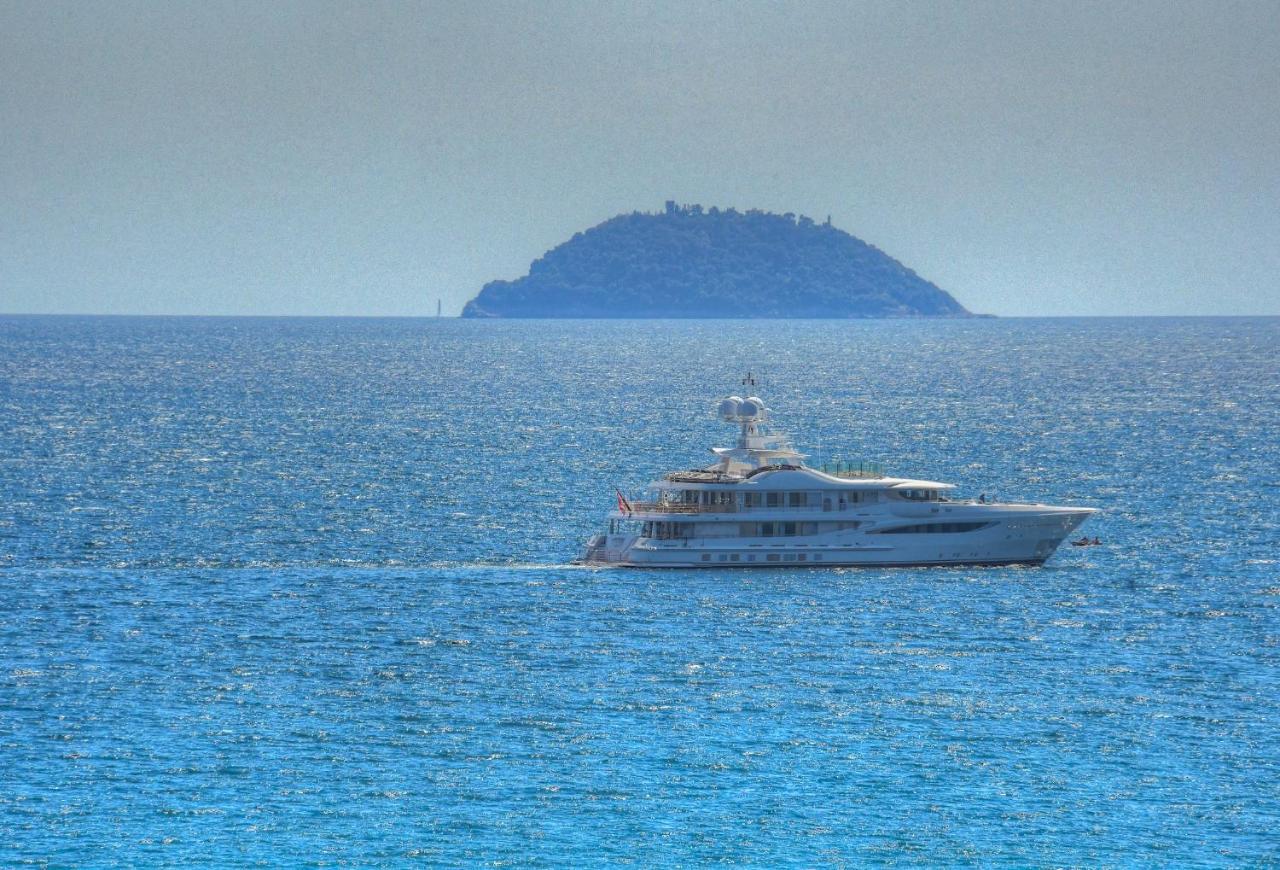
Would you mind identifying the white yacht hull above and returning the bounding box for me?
[580,507,1092,568]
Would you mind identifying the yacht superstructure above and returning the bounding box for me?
[579,390,1096,568]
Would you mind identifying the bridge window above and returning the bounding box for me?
[897,489,940,502]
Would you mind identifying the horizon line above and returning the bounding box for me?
[2,312,1277,320]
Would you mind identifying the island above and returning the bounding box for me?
[461,202,972,318]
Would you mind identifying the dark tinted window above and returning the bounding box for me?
[872,522,991,535]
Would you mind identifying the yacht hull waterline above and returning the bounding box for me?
[578,386,1096,569]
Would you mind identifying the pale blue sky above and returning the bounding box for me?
[2,0,1277,316]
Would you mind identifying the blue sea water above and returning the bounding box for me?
[1,315,1278,865]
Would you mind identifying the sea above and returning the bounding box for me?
[1,315,1277,866]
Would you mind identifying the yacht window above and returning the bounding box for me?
[761,522,775,537]
[801,522,817,535]
[767,554,780,562]
[701,554,711,561]
[788,492,805,507]
[898,489,939,502]
[782,522,797,536]
[872,522,992,534]
[797,554,806,562]
[766,492,782,507]
[730,554,740,561]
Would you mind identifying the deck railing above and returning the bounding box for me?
[817,459,886,479]
[628,502,738,514]
[626,501,872,514]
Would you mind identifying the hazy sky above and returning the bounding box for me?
[3,0,1278,316]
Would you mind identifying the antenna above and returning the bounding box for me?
[742,371,756,388]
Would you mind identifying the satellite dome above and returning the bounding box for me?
[742,397,766,418]
[717,397,742,420]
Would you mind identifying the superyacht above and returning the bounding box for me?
[579,387,1096,568]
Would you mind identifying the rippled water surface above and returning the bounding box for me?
[2,316,1278,865]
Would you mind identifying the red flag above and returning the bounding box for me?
[616,488,631,515]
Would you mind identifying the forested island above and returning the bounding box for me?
[461,202,971,318]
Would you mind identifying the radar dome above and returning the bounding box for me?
[742,397,766,418]
[717,397,742,420]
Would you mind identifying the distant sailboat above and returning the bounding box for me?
[436,299,442,317]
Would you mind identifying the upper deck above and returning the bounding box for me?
[622,465,957,518]
[617,388,953,517]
